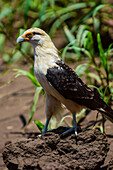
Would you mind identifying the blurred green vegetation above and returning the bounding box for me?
[0,0,113,63]
[0,0,113,132]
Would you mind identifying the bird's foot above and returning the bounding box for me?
[60,127,77,137]
[37,129,55,137]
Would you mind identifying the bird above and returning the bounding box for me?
[17,28,113,136]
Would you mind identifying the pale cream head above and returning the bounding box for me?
[17,28,59,58]
[17,28,55,48]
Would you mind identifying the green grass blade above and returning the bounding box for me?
[27,86,42,126]
[58,115,72,127]
[68,46,92,60]
[0,33,5,52]
[97,33,107,70]
[36,0,49,27]
[77,28,94,62]
[57,3,87,16]
[106,43,113,58]
[0,7,13,20]
[30,65,34,76]
[62,39,77,61]
[34,120,44,133]
[76,108,86,123]
[10,51,22,63]
[87,73,101,84]
[50,12,74,36]
[76,25,89,47]
[93,4,113,32]
[32,3,87,28]
[63,25,81,57]
[17,28,25,37]
[32,12,53,27]
[24,0,31,29]
[39,0,49,21]
[88,85,101,95]
[13,69,41,87]
[71,1,100,33]
[75,63,89,76]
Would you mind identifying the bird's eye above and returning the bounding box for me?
[26,33,33,38]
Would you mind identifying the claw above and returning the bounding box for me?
[60,114,77,139]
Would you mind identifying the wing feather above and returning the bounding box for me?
[46,60,104,109]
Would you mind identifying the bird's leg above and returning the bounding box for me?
[102,115,105,133]
[60,114,77,137]
[72,114,77,136]
[42,117,51,134]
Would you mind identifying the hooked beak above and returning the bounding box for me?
[17,36,25,43]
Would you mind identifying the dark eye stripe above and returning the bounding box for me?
[32,32,42,35]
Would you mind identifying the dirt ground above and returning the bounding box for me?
[2,128,109,170]
[0,57,113,169]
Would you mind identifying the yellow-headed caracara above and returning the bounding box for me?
[17,28,113,136]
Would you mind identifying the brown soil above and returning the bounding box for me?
[2,128,109,170]
[0,59,113,170]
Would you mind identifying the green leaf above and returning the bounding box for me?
[33,0,49,27]
[2,69,9,75]
[106,43,113,58]
[63,25,81,57]
[21,42,31,54]
[97,33,107,70]
[87,72,101,84]
[95,126,104,133]
[50,12,74,36]
[57,3,87,16]
[24,0,31,29]
[32,2,51,27]
[77,28,95,63]
[84,31,94,57]
[76,108,86,123]
[49,0,55,8]
[13,69,41,87]
[34,120,44,133]
[93,4,113,33]
[0,33,5,52]
[17,28,25,37]
[58,115,72,127]
[105,95,111,104]
[3,54,10,62]
[32,3,87,28]
[30,65,34,76]
[63,25,75,42]
[69,46,92,60]
[62,39,77,61]
[0,7,13,20]
[50,117,57,129]
[39,0,49,22]
[88,85,101,95]
[75,63,89,76]
[27,86,42,126]
[71,1,100,33]
[10,51,22,63]
[76,25,89,47]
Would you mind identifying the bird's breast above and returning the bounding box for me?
[34,64,82,114]
[34,57,53,94]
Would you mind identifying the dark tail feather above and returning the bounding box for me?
[98,103,113,123]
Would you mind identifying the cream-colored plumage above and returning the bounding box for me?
[17,28,113,135]
[32,29,82,119]
[17,28,82,118]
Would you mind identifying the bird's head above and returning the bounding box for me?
[17,28,57,52]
